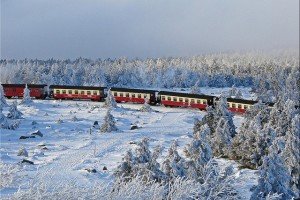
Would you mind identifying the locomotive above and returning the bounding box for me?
[1,84,270,114]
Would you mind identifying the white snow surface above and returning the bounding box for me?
[0,99,257,199]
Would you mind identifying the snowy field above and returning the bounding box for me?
[1,98,256,199]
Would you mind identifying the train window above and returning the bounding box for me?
[68,90,72,94]
[179,98,183,102]
[56,90,60,94]
[161,96,165,100]
[227,103,230,107]
[168,96,171,101]
[238,104,242,109]
[191,99,195,103]
[62,90,66,94]
[132,94,135,98]
[173,97,177,101]
[232,103,236,108]
[120,93,123,97]
[75,90,78,94]
[126,93,130,97]
[93,91,97,95]
[138,94,141,98]
[203,100,207,105]
[87,91,91,95]
[114,92,117,96]
[81,91,85,95]
[197,99,201,104]
[244,105,248,109]
[144,94,147,98]
[185,98,188,103]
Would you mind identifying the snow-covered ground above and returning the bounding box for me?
[0,99,256,199]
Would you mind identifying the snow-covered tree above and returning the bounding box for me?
[1,103,20,130]
[270,100,298,137]
[251,139,295,200]
[190,80,202,94]
[0,104,9,129]
[139,98,153,112]
[282,115,300,197]
[0,104,5,122]
[100,108,117,132]
[228,86,237,97]
[20,84,33,105]
[228,85,243,99]
[0,84,8,107]
[116,138,165,183]
[7,101,22,119]
[143,145,165,182]
[214,95,236,138]
[211,118,233,157]
[134,138,151,164]
[230,101,272,167]
[251,123,277,168]
[103,89,117,108]
[194,106,216,134]
[198,159,238,199]
[162,140,185,180]
[114,150,135,181]
[184,124,212,180]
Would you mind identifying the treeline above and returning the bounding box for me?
[0,51,299,102]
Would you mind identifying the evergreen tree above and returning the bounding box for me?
[184,124,212,180]
[7,101,22,119]
[20,84,33,105]
[114,150,135,181]
[272,100,298,137]
[115,138,166,183]
[103,89,117,108]
[199,159,238,199]
[0,84,8,107]
[235,89,243,99]
[230,101,271,167]
[282,115,300,198]
[135,138,151,164]
[194,106,216,134]
[211,118,233,157]
[100,108,117,132]
[190,80,202,94]
[139,98,153,112]
[251,139,295,200]
[0,104,9,129]
[162,140,185,180]
[228,85,238,98]
[215,95,236,137]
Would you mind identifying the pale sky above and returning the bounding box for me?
[1,0,299,59]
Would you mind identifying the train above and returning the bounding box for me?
[1,84,274,114]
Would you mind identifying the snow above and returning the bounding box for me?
[0,99,257,199]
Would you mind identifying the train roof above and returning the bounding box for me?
[49,85,106,90]
[217,97,275,106]
[158,91,215,99]
[110,87,157,93]
[225,98,258,104]
[1,84,47,88]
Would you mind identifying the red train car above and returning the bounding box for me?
[225,98,274,114]
[158,91,214,110]
[225,98,256,114]
[110,88,157,105]
[2,84,47,99]
[49,85,105,101]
